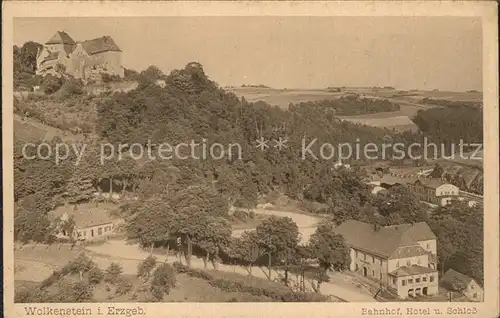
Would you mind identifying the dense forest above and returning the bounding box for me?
[294,94,400,116]
[412,106,483,148]
[13,60,484,286]
[421,97,482,109]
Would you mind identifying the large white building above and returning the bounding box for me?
[334,220,439,299]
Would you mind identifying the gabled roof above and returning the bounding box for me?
[412,178,448,189]
[441,268,477,290]
[43,51,60,61]
[80,36,122,55]
[46,31,75,45]
[333,220,436,259]
[50,202,118,229]
[389,265,436,277]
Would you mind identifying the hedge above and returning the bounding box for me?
[172,262,328,302]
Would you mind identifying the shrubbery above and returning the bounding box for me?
[172,262,328,302]
[149,263,177,301]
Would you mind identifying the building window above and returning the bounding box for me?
[396,261,400,267]
[473,293,477,298]
[429,275,434,282]
[470,285,474,290]
[408,279,413,284]
[402,280,406,286]
[426,243,430,249]
[363,253,366,261]
[423,277,427,282]
[407,260,411,266]
[372,270,375,277]
[98,227,103,235]
[393,278,397,285]
[372,256,375,263]
[416,278,420,283]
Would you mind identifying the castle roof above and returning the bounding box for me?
[80,36,122,55]
[46,31,75,45]
[333,220,435,259]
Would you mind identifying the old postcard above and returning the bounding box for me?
[3,1,499,317]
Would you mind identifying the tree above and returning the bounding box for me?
[69,253,95,281]
[88,267,104,285]
[372,184,428,224]
[104,263,123,284]
[14,204,54,246]
[191,215,231,270]
[150,263,176,301]
[137,255,157,281]
[226,231,260,275]
[308,221,350,292]
[254,216,300,281]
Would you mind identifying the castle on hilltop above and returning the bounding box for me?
[36,31,124,81]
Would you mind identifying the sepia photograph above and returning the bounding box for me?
[3,1,499,318]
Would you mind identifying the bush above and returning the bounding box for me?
[88,267,104,285]
[137,255,157,279]
[105,263,123,284]
[42,75,63,94]
[115,278,133,296]
[150,263,177,300]
[172,262,327,302]
[58,78,84,98]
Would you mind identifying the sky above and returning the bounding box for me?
[14,17,482,91]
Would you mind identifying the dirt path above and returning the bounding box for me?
[232,209,322,244]
[85,240,376,302]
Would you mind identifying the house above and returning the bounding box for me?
[49,202,121,241]
[407,179,459,206]
[441,269,483,302]
[333,220,439,299]
[36,31,124,80]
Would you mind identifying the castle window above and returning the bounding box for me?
[401,280,406,286]
[429,275,434,282]
[422,277,427,282]
[416,278,420,283]
[408,279,413,284]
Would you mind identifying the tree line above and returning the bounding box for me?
[13,61,484,286]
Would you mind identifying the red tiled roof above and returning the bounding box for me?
[389,265,437,277]
[333,220,435,259]
[81,36,122,55]
[46,31,75,45]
